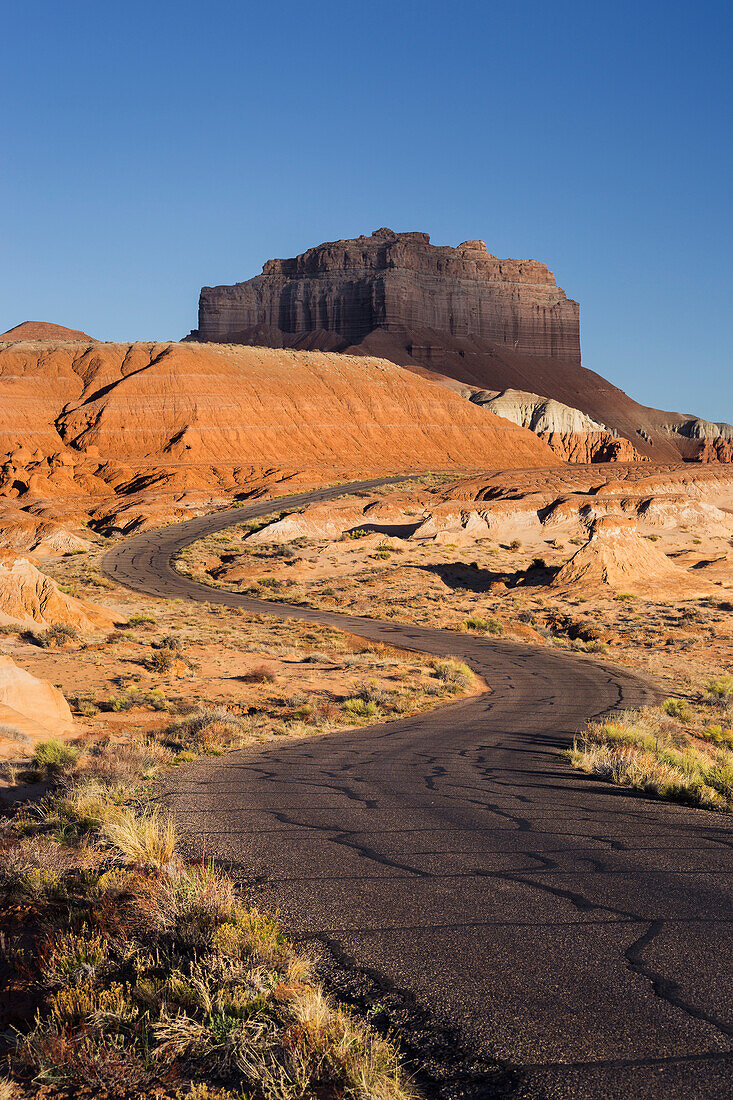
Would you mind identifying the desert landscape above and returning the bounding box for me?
[0,227,731,1100]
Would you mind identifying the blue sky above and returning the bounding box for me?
[1,0,731,420]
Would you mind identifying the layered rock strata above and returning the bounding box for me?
[0,339,558,486]
[196,229,581,361]
[469,388,645,464]
[192,229,730,463]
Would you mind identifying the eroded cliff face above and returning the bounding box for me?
[192,230,731,463]
[196,228,581,362]
[469,388,646,464]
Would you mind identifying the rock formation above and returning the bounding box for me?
[550,514,717,597]
[196,229,581,362]
[469,388,645,463]
[0,556,115,631]
[0,340,558,492]
[0,655,74,741]
[1,321,95,342]
[192,229,730,463]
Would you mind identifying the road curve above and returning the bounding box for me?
[102,479,733,1100]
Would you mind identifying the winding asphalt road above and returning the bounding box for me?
[102,478,733,1100]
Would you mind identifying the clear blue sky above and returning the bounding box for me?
[2,0,731,420]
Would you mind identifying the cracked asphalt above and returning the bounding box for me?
[102,477,733,1099]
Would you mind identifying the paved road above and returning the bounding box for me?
[102,478,733,1099]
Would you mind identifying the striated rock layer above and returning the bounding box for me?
[0,556,115,631]
[196,229,581,362]
[469,388,646,464]
[551,514,715,598]
[192,229,731,463]
[0,340,559,482]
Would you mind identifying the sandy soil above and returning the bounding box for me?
[178,473,733,702]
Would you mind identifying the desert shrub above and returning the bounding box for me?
[662,698,692,722]
[32,739,79,776]
[127,613,156,627]
[343,698,378,719]
[508,539,522,551]
[344,528,369,539]
[464,615,503,635]
[431,658,473,691]
[71,738,166,786]
[74,697,101,717]
[257,576,282,589]
[99,687,170,712]
[165,707,248,755]
[101,807,177,871]
[704,675,733,704]
[241,663,277,684]
[153,632,183,650]
[700,725,733,748]
[569,706,733,812]
[31,623,79,648]
[355,681,392,707]
[145,648,178,673]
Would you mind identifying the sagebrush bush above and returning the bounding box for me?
[31,623,79,648]
[343,697,378,718]
[464,615,503,635]
[431,658,473,691]
[32,739,79,775]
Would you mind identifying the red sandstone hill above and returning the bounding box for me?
[0,340,559,480]
[191,229,731,463]
[1,321,96,342]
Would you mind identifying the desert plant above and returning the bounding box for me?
[101,806,177,871]
[662,697,692,721]
[343,698,378,719]
[127,613,155,627]
[32,739,79,776]
[464,615,503,635]
[31,623,79,648]
[241,663,277,683]
[431,658,473,691]
[704,675,733,703]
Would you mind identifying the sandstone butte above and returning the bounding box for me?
[191,228,733,464]
[0,339,559,483]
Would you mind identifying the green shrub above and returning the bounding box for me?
[662,698,692,722]
[343,698,378,718]
[33,739,79,775]
[705,675,733,702]
[464,615,503,635]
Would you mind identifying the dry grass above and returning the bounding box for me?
[569,686,733,811]
[1,717,419,1099]
[101,806,177,870]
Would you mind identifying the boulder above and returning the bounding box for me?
[0,655,74,739]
